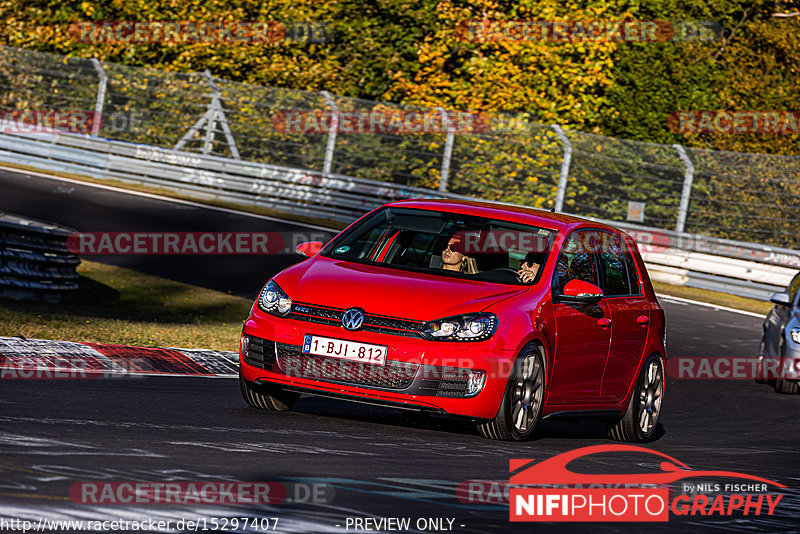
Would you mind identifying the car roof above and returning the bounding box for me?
[386,198,621,233]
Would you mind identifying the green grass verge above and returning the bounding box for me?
[652,281,771,315]
[0,261,252,351]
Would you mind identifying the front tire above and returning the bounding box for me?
[608,353,664,443]
[239,374,300,411]
[773,337,798,394]
[774,375,798,394]
[477,346,545,441]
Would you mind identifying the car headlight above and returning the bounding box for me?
[790,329,800,345]
[421,313,498,342]
[257,280,292,316]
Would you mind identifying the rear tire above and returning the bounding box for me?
[239,374,300,411]
[608,353,664,443]
[477,346,545,441]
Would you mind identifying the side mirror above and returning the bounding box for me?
[770,292,792,306]
[555,279,604,304]
[295,241,323,258]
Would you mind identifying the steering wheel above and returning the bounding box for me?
[490,267,523,282]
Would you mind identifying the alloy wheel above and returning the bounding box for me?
[511,352,544,434]
[638,358,663,434]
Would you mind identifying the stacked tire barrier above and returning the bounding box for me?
[0,213,80,302]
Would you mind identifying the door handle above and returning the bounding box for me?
[597,318,612,328]
[636,315,649,325]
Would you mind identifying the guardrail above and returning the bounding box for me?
[0,130,796,303]
[0,213,80,302]
[603,222,799,301]
[0,131,470,223]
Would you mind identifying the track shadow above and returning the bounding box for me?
[270,396,666,443]
[72,274,121,304]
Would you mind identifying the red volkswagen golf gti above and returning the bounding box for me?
[240,200,666,442]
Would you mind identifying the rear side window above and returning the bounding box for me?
[598,232,641,296]
[622,236,641,294]
[554,230,600,292]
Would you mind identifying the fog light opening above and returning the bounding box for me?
[466,370,486,397]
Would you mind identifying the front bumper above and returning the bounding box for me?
[782,346,800,381]
[758,345,800,381]
[240,312,515,419]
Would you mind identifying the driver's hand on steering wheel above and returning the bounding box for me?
[517,262,539,283]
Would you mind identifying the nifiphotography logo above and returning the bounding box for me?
[508,445,785,522]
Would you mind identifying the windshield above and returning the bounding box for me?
[320,207,556,285]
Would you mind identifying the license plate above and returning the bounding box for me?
[302,335,387,365]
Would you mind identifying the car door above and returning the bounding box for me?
[547,230,611,405]
[597,232,650,404]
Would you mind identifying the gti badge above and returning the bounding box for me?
[341,307,365,331]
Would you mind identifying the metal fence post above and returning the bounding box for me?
[550,124,572,212]
[89,59,106,137]
[320,91,338,176]
[437,107,455,192]
[674,144,695,233]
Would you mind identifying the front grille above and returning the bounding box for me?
[275,342,418,389]
[364,315,425,331]
[245,335,478,399]
[290,303,425,338]
[242,335,276,369]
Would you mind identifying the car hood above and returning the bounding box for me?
[274,257,528,320]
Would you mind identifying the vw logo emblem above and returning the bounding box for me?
[341,308,365,331]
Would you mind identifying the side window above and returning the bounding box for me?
[599,233,630,296]
[788,273,800,304]
[597,232,641,296]
[554,230,600,293]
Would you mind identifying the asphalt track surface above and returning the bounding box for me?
[0,168,338,299]
[1,168,799,533]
